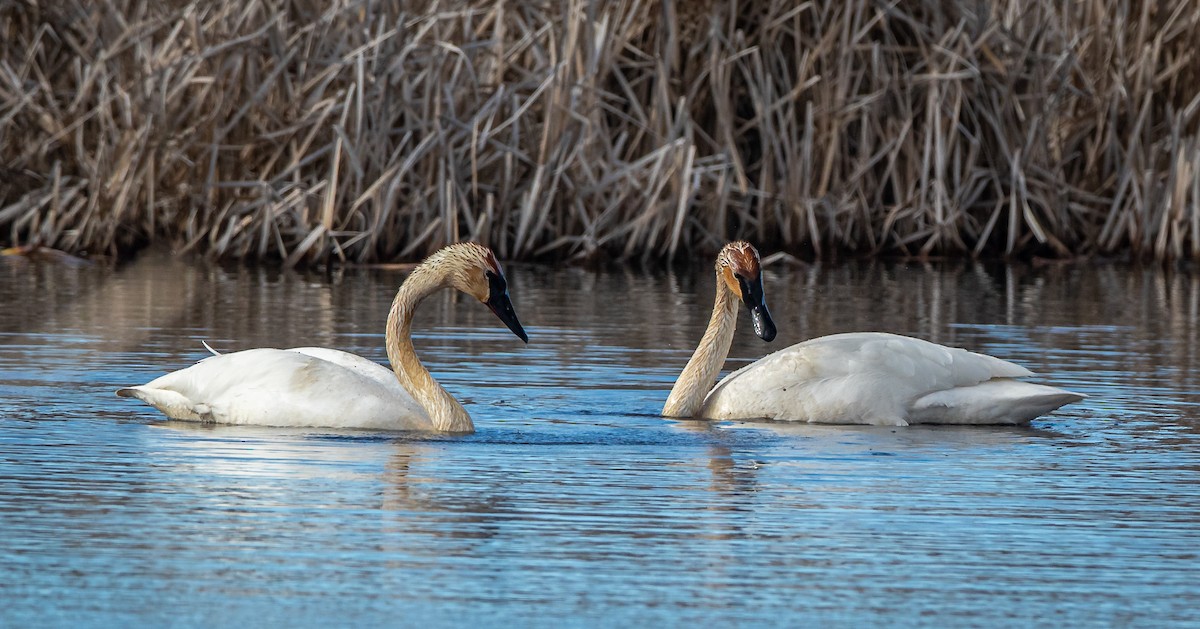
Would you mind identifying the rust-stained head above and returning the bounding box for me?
[715,241,775,342]
[716,241,762,297]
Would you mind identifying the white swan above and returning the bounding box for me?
[117,242,528,433]
[663,241,1084,426]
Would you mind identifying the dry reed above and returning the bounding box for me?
[1,0,1198,264]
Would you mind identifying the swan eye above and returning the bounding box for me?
[485,270,508,300]
[721,266,742,297]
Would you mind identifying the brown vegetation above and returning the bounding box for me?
[1,0,1198,264]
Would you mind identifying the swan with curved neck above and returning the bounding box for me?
[664,241,1083,425]
[117,242,527,433]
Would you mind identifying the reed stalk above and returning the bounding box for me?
[1,0,1197,264]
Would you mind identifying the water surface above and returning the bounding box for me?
[2,252,1199,627]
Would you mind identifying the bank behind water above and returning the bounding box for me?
[2,1,1198,265]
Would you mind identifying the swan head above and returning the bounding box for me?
[437,243,529,343]
[717,241,777,342]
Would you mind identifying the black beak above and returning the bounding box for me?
[737,273,777,342]
[485,271,528,343]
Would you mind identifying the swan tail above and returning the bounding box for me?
[116,386,210,421]
[910,380,1085,425]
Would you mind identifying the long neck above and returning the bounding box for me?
[663,273,739,417]
[385,266,473,433]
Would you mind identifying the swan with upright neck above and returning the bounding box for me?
[117,242,527,433]
[663,241,1083,425]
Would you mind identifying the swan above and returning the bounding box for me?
[662,241,1084,426]
[116,242,528,433]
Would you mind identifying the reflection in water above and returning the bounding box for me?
[669,420,760,505]
[2,255,1200,625]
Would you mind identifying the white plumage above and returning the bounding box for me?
[701,332,1084,426]
[663,241,1084,425]
[116,242,528,432]
[117,347,429,429]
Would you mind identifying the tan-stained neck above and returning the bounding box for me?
[663,272,739,417]
[384,263,474,433]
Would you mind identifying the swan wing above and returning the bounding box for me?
[701,332,1044,425]
[910,380,1084,425]
[285,347,401,390]
[117,348,430,429]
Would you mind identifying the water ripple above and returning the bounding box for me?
[1,260,1199,626]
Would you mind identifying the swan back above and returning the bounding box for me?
[287,347,404,390]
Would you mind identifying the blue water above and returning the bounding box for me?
[2,253,1199,627]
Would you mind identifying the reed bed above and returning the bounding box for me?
[1,0,1198,264]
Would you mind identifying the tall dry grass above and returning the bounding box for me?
[1,0,1198,264]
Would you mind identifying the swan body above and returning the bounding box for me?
[118,348,428,429]
[702,332,1083,426]
[118,243,528,432]
[663,242,1083,426]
